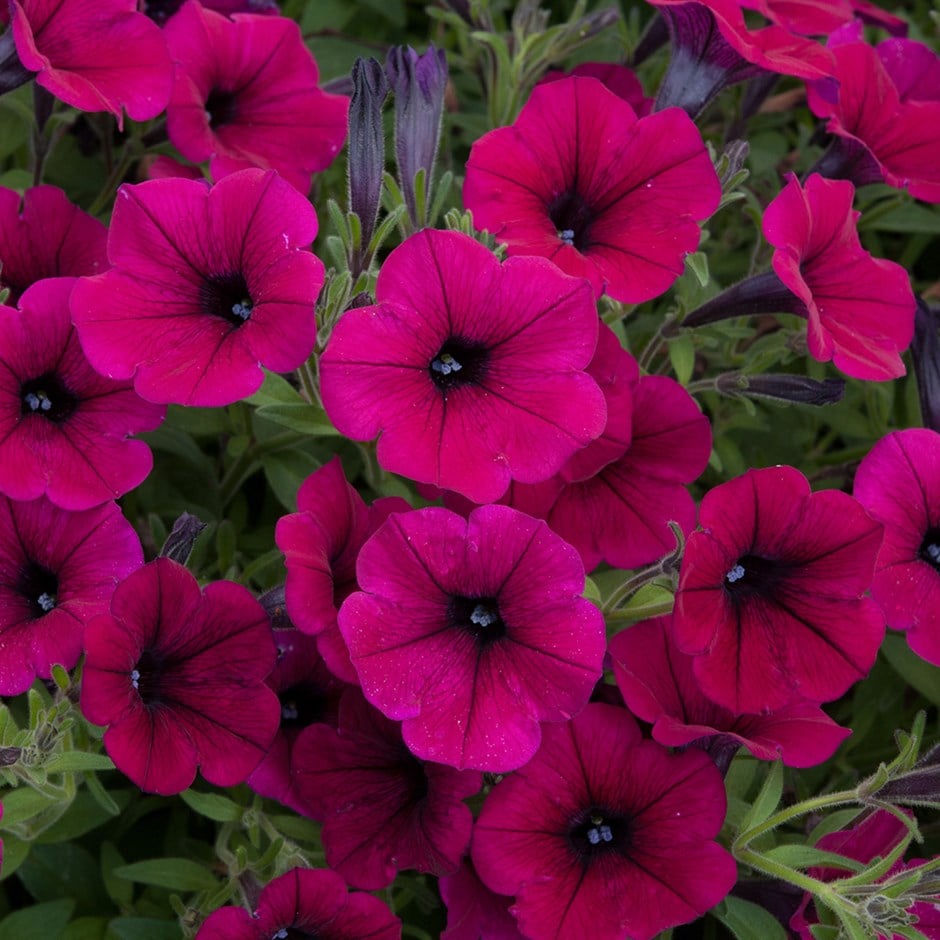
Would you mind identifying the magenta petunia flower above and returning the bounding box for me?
[648,0,834,118]
[0,494,142,696]
[540,61,652,116]
[463,76,720,304]
[440,858,523,940]
[672,465,885,714]
[70,169,324,407]
[807,37,940,203]
[292,688,480,889]
[338,504,605,772]
[472,703,737,940]
[610,617,851,768]
[0,279,164,509]
[763,173,915,380]
[81,558,280,795]
[8,0,172,126]
[744,0,907,37]
[164,1,348,193]
[142,0,279,28]
[247,626,349,815]
[544,373,711,572]
[854,429,940,666]
[319,228,606,504]
[195,867,400,940]
[0,185,107,306]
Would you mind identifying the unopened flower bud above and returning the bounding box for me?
[159,512,206,565]
[717,372,845,406]
[911,299,940,433]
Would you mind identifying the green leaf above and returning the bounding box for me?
[808,809,863,844]
[254,402,339,436]
[881,636,940,707]
[738,760,784,836]
[101,842,133,909]
[0,787,57,828]
[686,251,710,287]
[18,843,111,916]
[0,835,29,881]
[262,451,321,511]
[763,844,864,872]
[43,752,115,774]
[35,790,130,845]
[712,896,788,940]
[113,858,218,892]
[62,916,108,940]
[668,334,696,386]
[180,789,243,823]
[107,918,181,940]
[0,899,74,940]
[583,577,602,605]
[860,202,940,234]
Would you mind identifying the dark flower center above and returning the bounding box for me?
[205,88,238,129]
[548,190,594,251]
[919,527,940,572]
[198,273,254,326]
[568,807,632,860]
[141,0,184,24]
[18,562,59,620]
[270,928,318,940]
[723,553,781,597]
[448,595,506,646]
[132,650,167,706]
[20,372,77,423]
[279,684,326,729]
[429,339,488,392]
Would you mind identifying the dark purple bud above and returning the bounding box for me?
[160,512,207,565]
[258,584,293,631]
[717,372,845,406]
[386,44,448,226]
[348,57,388,270]
[0,29,32,98]
[0,747,21,767]
[867,742,940,809]
[653,4,764,119]
[910,299,940,432]
[805,135,886,189]
[682,270,804,330]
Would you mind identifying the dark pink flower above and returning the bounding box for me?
[463,76,720,303]
[791,811,940,940]
[610,616,851,768]
[319,228,606,504]
[543,374,711,572]
[0,185,107,306]
[648,0,834,117]
[0,279,164,509]
[340,504,605,772]
[247,626,349,814]
[472,703,737,940]
[440,858,523,940]
[9,0,172,126]
[745,0,906,36]
[763,173,915,380]
[195,867,401,940]
[854,429,940,666]
[672,465,884,714]
[807,38,940,203]
[141,0,278,27]
[81,557,280,795]
[0,495,142,696]
[70,169,323,407]
[292,688,480,889]
[540,62,652,115]
[164,1,348,193]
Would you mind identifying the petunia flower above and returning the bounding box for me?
[0,279,164,509]
[141,0,279,28]
[672,465,884,714]
[81,557,281,795]
[463,76,720,304]
[472,703,737,940]
[683,173,916,382]
[807,36,940,203]
[440,858,523,940]
[0,495,142,696]
[338,504,606,772]
[743,0,907,37]
[70,169,324,407]
[276,457,409,683]
[319,228,606,504]
[610,616,851,769]
[854,429,940,666]
[540,62,652,116]
[647,0,834,118]
[164,1,348,193]
[0,185,107,306]
[4,0,172,127]
[195,867,401,940]
[292,688,480,889]
[246,626,349,815]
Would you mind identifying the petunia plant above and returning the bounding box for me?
[0,0,937,938]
